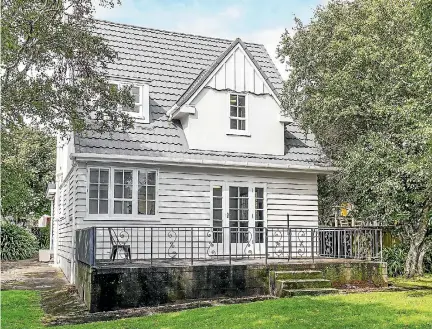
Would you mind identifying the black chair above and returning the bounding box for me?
[108,228,131,261]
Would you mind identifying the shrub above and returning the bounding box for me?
[1,222,38,260]
[383,245,407,277]
[31,227,50,249]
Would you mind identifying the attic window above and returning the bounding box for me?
[229,94,246,131]
[109,82,150,123]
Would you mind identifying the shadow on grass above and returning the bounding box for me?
[65,292,432,329]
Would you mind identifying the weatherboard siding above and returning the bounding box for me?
[75,164,318,229]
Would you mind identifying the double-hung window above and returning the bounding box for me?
[88,168,158,217]
[229,94,246,131]
[109,83,146,119]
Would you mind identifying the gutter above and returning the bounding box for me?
[70,153,338,174]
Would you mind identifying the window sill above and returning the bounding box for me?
[226,130,251,137]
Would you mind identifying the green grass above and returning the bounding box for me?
[390,274,432,289]
[2,289,432,329]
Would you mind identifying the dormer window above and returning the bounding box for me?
[229,94,246,131]
[109,81,150,123]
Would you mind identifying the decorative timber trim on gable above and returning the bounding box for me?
[167,38,285,120]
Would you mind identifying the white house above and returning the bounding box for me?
[52,20,335,282]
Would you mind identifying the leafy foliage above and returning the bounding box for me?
[1,0,135,135]
[383,245,407,277]
[277,0,432,276]
[1,126,56,225]
[1,222,38,260]
[31,227,50,249]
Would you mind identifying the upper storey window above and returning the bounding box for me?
[229,94,246,131]
[109,82,150,123]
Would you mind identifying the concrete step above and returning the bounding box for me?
[282,288,339,297]
[276,279,332,291]
[274,270,323,280]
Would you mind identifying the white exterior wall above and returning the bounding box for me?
[182,89,285,155]
[75,164,318,228]
[53,133,76,282]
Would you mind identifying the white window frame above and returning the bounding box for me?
[109,81,149,122]
[86,166,159,219]
[227,93,250,136]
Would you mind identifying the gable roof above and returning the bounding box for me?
[172,38,281,111]
[74,20,331,171]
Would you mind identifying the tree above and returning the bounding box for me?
[1,0,135,135]
[1,126,56,225]
[277,0,432,277]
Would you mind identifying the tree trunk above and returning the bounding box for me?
[404,207,430,278]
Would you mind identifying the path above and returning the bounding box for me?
[1,258,88,324]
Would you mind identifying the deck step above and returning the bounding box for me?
[276,279,332,291]
[282,288,339,297]
[274,270,323,280]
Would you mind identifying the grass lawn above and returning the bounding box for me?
[2,289,432,329]
[390,274,432,289]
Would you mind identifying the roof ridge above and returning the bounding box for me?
[94,19,265,47]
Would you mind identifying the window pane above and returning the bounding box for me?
[229,186,238,197]
[114,201,122,214]
[239,187,248,197]
[124,201,132,214]
[256,199,264,210]
[147,201,155,215]
[256,210,264,221]
[114,185,123,198]
[147,186,156,200]
[100,170,109,183]
[114,171,123,184]
[213,197,222,208]
[138,172,147,185]
[90,169,99,183]
[230,94,237,105]
[89,200,98,214]
[229,198,238,209]
[213,186,222,197]
[239,120,246,130]
[230,119,237,129]
[131,87,140,103]
[89,184,98,198]
[124,171,133,185]
[213,209,222,220]
[100,184,108,199]
[138,199,146,215]
[99,200,108,214]
[138,186,146,198]
[124,185,132,199]
[147,171,156,185]
[255,188,264,199]
[238,95,245,106]
[229,210,238,221]
[238,107,245,118]
[230,106,237,117]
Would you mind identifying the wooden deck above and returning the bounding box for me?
[95,257,367,269]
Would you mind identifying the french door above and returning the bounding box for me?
[210,182,266,256]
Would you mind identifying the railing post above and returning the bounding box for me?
[311,228,315,263]
[150,227,153,266]
[91,227,96,266]
[265,227,268,265]
[380,229,383,262]
[229,229,232,265]
[191,228,194,265]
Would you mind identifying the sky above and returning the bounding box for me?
[94,0,327,78]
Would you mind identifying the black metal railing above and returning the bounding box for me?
[75,226,382,266]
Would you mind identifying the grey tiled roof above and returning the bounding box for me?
[75,20,328,168]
